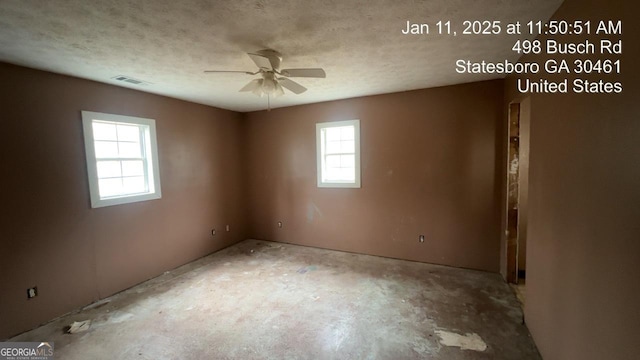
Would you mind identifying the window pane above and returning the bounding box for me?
[83,111,162,207]
[117,124,140,142]
[92,122,117,141]
[340,126,354,140]
[94,141,119,158]
[326,140,341,154]
[122,176,146,194]
[340,140,355,153]
[316,120,359,188]
[341,155,355,168]
[339,168,355,181]
[122,160,144,176]
[99,178,122,197]
[97,161,122,178]
[326,155,341,168]
[324,167,355,181]
[325,127,341,142]
[325,167,340,181]
[119,142,142,158]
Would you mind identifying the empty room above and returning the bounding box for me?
[0,0,637,359]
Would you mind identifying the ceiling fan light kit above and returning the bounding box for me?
[204,49,326,110]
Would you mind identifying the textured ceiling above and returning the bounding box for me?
[0,0,563,112]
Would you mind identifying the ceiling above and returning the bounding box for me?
[0,0,563,112]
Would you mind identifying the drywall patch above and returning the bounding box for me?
[435,330,487,351]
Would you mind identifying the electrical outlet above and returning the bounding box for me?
[27,287,38,299]
[226,225,230,232]
[278,221,283,228]
[211,229,216,236]
[419,235,425,243]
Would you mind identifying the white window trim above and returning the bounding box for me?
[81,111,162,208]
[316,119,361,188]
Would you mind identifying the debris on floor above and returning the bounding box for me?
[434,330,487,351]
[67,320,91,334]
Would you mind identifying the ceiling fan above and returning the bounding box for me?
[204,49,326,109]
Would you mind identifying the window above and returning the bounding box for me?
[81,111,162,208]
[316,119,361,188]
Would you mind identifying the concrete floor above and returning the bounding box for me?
[511,281,526,306]
[11,240,540,359]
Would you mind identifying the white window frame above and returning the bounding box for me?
[81,111,162,208]
[316,119,361,188]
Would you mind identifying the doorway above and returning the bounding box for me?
[505,98,530,304]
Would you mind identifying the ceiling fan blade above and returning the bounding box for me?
[252,85,266,97]
[274,82,285,98]
[248,53,274,70]
[204,70,256,74]
[280,68,326,78]
[278,78,307,94]
[239,79,262,92]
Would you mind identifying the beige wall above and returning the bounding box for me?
[244,81,505,272]
[503,0,640,359]
[0,63,248,339]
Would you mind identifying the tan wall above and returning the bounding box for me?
[0,63,247,339]
[503,0,640,359]
[244,80,505,272]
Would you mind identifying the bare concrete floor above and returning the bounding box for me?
[510,281,526,306]
[11,240,540,359]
